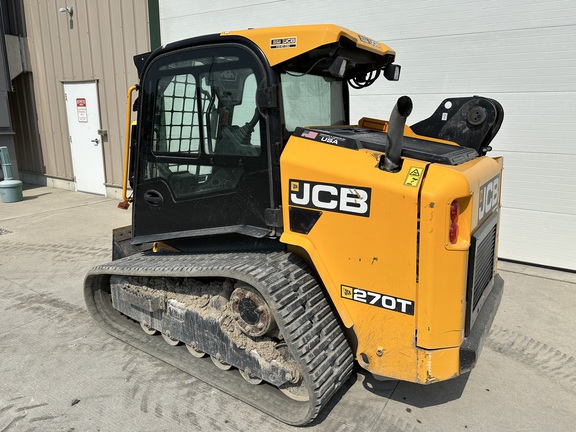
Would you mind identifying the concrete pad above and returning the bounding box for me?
[1,186,575,431]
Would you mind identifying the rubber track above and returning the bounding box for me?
[84,251,354,425]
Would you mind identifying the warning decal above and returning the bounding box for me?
[76,98,88,123]
[270,37,297,49]
[404,167,424,187]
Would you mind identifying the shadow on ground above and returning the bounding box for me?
[22,193,52,201]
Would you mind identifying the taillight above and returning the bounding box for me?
[449,200,460,244]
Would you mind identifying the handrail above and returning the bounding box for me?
[119,85,138,208]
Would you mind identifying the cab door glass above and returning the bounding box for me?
[141,46,266,200]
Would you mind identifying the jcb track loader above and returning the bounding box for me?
[84,24,504,425]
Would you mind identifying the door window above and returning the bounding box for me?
[141,46,266,200]
[281,73,346,131]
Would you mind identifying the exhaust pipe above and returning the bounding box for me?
[380,96,413,172]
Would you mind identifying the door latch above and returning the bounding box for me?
[91,138,100,146]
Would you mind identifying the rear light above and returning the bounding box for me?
[449,200,460,244]
[449,222,459,243]
[450,200,460,223]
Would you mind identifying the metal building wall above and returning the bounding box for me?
[22,0,150,193]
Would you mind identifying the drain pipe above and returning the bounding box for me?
[380,96,413,172]
[0,146,23,203]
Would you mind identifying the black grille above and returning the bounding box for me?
[465,211,498,335]
[473,225,497,308]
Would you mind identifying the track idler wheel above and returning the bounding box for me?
[230,284,276,337]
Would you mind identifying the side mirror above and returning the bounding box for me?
[384,63,401,81]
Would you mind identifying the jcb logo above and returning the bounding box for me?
[289,180,371,217]
[478,175,500,222]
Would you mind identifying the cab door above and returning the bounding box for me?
[132,44,273,244]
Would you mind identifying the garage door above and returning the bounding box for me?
[159,0,576,270]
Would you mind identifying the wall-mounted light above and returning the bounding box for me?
[58,6,73,16]
[58,6,74,29]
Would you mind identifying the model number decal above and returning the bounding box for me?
[270,37,297,49]
[341,285,414,315]
[478,175,500,223]
[358,34,380,48]
[289,180,371,217]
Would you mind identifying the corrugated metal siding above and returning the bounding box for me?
[22,0,150,186]
[158,0,576,270]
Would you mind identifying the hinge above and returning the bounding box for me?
[257,85,278,109]
[265,208,283,228]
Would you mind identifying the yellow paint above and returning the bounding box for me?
[222,24,395,66]
[415,157,502,349]
[152,242,181,253]
[280,132,503,382]
[280,134,422,379]
[416,346,460,384]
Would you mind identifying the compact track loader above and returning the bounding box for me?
[85,24,504,425]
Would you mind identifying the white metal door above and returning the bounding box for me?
[63,82,106,195]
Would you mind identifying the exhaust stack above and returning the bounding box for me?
[380,96,413,172]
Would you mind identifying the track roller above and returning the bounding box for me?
[239,368,263,385]
[140,322,158,335]
[162,332,180,346]
[186,342,206,358]
[211,354,232,370]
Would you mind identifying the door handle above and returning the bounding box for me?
[91,138,100,145]
[143,189,164,207]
